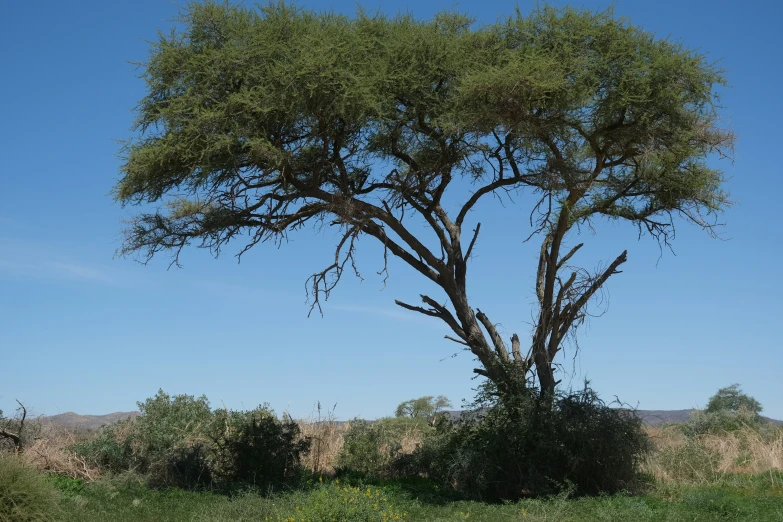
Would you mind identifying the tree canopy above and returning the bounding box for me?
[116,1,734,398]
[395,396,452,419]
[706,384,762,416]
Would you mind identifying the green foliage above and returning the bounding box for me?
[115,0,733,287]
[683,384,765,436]
[336,417,430,477]
[0,454,60,522]
[54,472,783,522]
[394,395,451,421]
[71,419,136,474]
[414,386,650,500]
[706,384,762,416]
[193,482,408,522]
[206,408,310,488]
[73,390,309,490]
[114,0,734,404]
[683,409,763,437]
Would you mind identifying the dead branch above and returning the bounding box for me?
[476,309,509,361]
[0,400,27,452]
[464,222,481,261]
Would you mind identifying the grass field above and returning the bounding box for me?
[50,473,783,522]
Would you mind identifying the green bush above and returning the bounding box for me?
[71,419,136,474]
[336,417,430,477]
[683,408,763,437]
[73,390,310,491]
[683,384,766,436]
[0,454,60,522]
[207,408,310,489]
[73,391,212,487]
[414,385,651,500]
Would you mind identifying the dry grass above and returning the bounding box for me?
[295,414,428,475]
[297,419,346,475]
[19,424,100,481]
[398,428,425,455]
[643,424,783,484]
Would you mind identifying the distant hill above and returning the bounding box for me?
[40,411,139,430]
[40,409,781,429]
[635,409,695,425]
[632,409,782,426]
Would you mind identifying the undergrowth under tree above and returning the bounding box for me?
[116,1,734,401]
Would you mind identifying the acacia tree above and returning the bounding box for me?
[395,396,452,420]
[706,384,762,416]
[116,2,733,399]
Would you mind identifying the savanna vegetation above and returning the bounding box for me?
[1,385,782,521]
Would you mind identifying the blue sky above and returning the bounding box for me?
[1,0,781,421]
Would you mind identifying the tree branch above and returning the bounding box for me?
[476,308,509,361]
[464,222,481,261]
[557,243,584,269]
[395,294,466,340]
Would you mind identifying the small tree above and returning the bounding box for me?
[395,395,452,420]
[683,384,764,435]
[705,384,762,416]
[116,2,734,401]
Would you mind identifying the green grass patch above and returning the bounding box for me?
[53,474,783,522]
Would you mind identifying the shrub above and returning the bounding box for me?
[73,391,212,487]
[683,408,763,437]
[73,390,310,490]
[683,384,766,437]
[414,385,650,500]
[0,454,60,522]
[336,417,430,477]
[71,418,136,474]
[207,408,310,489]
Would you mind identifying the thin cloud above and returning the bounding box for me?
[0,238,124,286]
[49,262,116,284]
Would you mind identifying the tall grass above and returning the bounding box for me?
[0,453,61,522]
[643,424,783,484]
[296,404,345,475]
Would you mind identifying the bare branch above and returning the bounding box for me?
[511,333,522,362]
[395,295,466,340]
[0,400,27,452]
[445,335,470,346]
[464,222,481,261]
[476,309,509,361]
[306,226,361,317]
[557,243,584,269]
